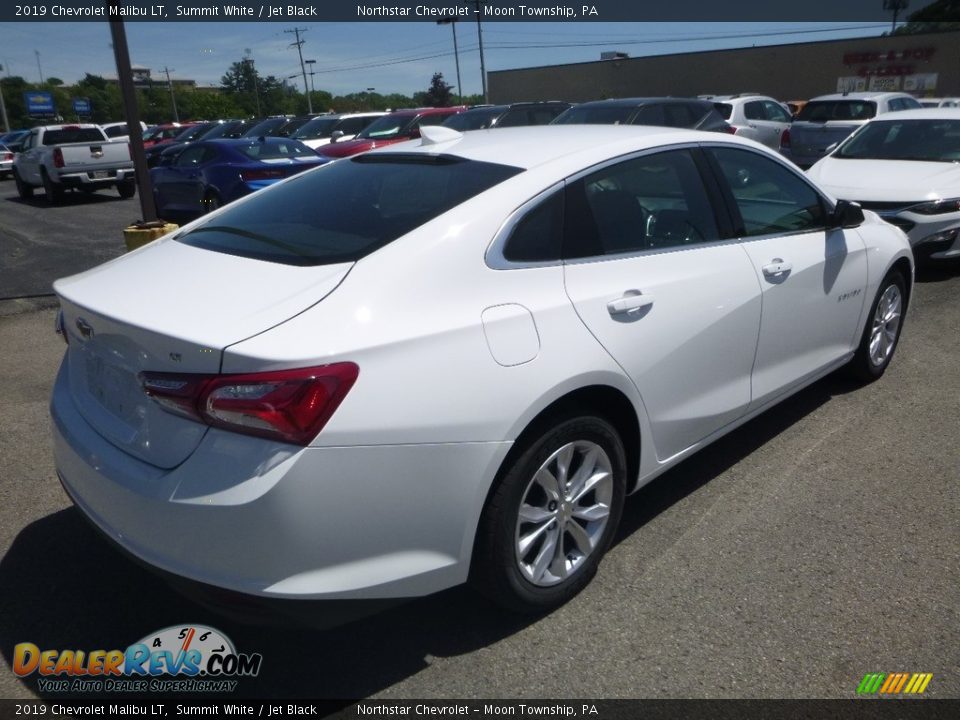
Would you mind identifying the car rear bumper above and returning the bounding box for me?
[58,168,133,187]
[51,361,511,601]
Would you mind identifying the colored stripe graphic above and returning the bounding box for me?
[858,672,932,695]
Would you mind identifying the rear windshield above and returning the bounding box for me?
[176,154,523,266]
[796,101,877,122]
[43,128,105,144]
[713,103,733,119]
[236,140,315,159]
[444,108,503,131]
[292,116,339,139]
[552,106,636,125]
[357,114,416,140]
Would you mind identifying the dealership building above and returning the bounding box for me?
[488,30,960,103]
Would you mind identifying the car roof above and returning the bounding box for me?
[863,108,960,121]
[808,92,912,102]
[571,97,709,108]
[371,124,764,171]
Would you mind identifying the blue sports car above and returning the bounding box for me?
[150,137,329,220]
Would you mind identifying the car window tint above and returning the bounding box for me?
[744,102,765,121]
[239,140,313,159]
[174,146,210,167]
[176,154,523,266]
[417,114,451,128]
[564,149,720,258]
[553,106,635,125]
[104,125,128,138]
[797,101,876,121]
[631,104,665,126]
[713,103,733,120]
[43,128,105,144]
[662,104,695,127]
[338,117,372,134]
[503,190,563,262]
[709,147,827,236]
[763,101,792,123]
[495,109,527,128]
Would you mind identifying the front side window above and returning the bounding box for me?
[564,149,720,258]
[177,154,522,266]
[174,146,211,168]
[709,147,827,236]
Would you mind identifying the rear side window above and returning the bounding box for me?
[744,102,765,121]
[177,155,523,266]
[503,191,563,262]
[708,147,827,236]
[662,104,696,128]
[104,125,129,138]
[43,128,105,144]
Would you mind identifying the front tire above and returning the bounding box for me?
[847,270,906,382]
[471,416,626,613]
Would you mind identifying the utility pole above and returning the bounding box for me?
[107,0,157,222]
[465,1,488,103]
[0,64,9,133]
[306,59,317,96]
[35,50,44,84]
[161,66,179,122]
[284,27,312,114]
[437,19,463,104]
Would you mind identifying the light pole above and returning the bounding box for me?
[243,50,261,117]
[464,1,488,103]
[34,50,44,84]
[436,18,462,104]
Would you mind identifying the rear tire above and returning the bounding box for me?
[41,169,63,205]
[117,181,136,199]
[13,169,33,199]
[847,270,906,382]
[471,415,626,614]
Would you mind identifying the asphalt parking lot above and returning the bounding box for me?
[0,178,958,701]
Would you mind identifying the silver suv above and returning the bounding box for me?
[785,92,921,168]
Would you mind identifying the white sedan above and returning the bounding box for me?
[51,125,912,613]
[807,108,960,263]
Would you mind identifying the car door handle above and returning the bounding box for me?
[762,259,793,277]
[607,292,654,316]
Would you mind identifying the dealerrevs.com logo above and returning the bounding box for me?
[13,625,262,693]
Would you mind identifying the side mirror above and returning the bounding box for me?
[330,130,344,142]
[831,199,864,229]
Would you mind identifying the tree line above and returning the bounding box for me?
[2,62,478,130]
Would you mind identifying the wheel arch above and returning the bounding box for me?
[469,382,643,570]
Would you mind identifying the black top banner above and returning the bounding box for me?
[0,0,929,23]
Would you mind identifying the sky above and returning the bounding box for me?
[0,21,894,98]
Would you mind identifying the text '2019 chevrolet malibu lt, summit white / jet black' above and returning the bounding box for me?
[50,125,913,614]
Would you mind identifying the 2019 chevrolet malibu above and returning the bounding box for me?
[807,108,960,263]
[51,125,913,614]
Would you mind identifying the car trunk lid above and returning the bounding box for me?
[54,239,353,468]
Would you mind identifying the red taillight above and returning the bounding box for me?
[140,363,359,445]
[240,167,287,182]
[53,147,64,168]
[2,152,12,162]
[724,125,738,135]
[780,128,791,149]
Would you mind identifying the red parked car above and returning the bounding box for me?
[318,106,467,159]
[142,122,199,149]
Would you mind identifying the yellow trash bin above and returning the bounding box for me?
[123,220,179,252]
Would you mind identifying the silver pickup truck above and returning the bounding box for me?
[12,124,136,205]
